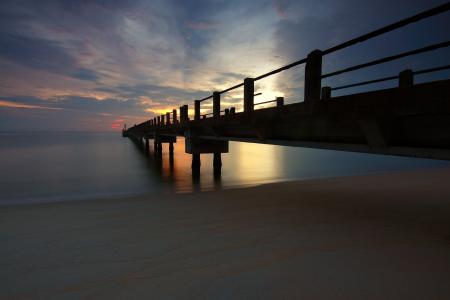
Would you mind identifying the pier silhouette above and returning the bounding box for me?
[124,3,450,178]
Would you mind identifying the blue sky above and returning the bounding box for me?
[0,0,449,131]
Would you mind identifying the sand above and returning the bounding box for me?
[1,168,450,300]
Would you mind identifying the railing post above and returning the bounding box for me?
[213,91,221,118]
[244,78,254,113]
[399,69,414,87]
[179,106,184,123]
[173,109,177,124]
[230,107,235,114]
[157,116,160,126]
[321,86,331,100]
[225,108,230,115]
[161,114,165,125]
[183,105,189,122]
[166,112,170,125]
[194,100,201,121]
[304,49,322,102]
[276,97,284,107]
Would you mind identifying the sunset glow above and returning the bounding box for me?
[1,1,448,131]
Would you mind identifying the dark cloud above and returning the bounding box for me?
[94,83,207,103]
[58,0,138,12]
[0,32,101,81]
[71,68,100,81]
[0,33,75,72]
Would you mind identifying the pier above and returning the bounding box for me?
[124,3,450,178]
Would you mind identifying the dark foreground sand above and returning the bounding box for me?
[1,168,450,300]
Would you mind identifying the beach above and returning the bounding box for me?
[1,167,450,299]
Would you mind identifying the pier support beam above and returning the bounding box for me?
[192,153,201,178]
[157,141,162,153]
[213,92,222,178]
[169,142,174,167]
[213,153,222,179]
[185,129,228,179]
[169,142,174,155]
[145,138,150,155]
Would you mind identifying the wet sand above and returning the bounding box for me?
[1,168,450,299]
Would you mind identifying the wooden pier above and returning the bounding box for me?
[124,3,450,178]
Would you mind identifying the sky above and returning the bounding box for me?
[0,0,449,131]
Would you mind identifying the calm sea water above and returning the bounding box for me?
[0,131,448,205]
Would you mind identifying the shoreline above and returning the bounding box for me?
[1,167,450,299]
[2,165,448,208]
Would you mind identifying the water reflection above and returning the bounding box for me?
[131,136,450,194]
[1,132,449,204]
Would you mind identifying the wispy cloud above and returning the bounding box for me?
[0,0,448,131]
[0,100,62,110]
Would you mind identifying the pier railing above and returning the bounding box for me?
[129,2,449,131]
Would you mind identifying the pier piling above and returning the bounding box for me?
[192,153,201,178]
[145,138,150,155]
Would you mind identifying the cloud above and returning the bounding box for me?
[70,68,101,82]
[0,99,62,110]
[0,31,101,82]
[0,33,74,72]
[185,21,217,30]
[0,0,449,131]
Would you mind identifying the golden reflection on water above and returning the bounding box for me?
[147,137,284,193]
[224,141,283,185]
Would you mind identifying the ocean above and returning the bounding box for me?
[0,131,448,205]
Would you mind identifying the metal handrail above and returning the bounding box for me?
[322,41,450,79]
[254,99,277,106]
[331,64,450,91]
[322,2,450,56]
